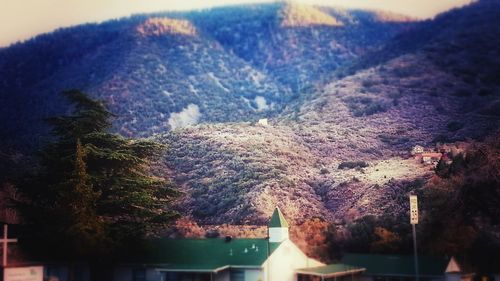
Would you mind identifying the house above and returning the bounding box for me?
[411,145,425,156]
[410,146,443,166]
[421,152,442,165]
[341,254,474,281]
[114,208,365,281]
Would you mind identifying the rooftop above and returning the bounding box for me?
[296,264,365,278]
[124,238,281,272]
[268,207,289,228]
[342,254,449,277]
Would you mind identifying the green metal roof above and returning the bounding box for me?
[125,238,281,272]
[268,207,289,228]
[341,254,449,277]
[296,264,366,278]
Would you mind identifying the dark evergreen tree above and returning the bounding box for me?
[17,89,178,259]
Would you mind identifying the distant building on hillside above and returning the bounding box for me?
[421,152,443,165]
[342,254,474,281]
[411,145,425,156]
[257,118,269,126]
[114,208,365,281]
[410,144,443,166]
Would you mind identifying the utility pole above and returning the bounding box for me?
[410,195,419,281]
[1,224,18,267]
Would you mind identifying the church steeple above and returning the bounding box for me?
[268,207,289,243]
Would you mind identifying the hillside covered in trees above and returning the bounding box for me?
[0,0,499,273]
[0,2,413,151]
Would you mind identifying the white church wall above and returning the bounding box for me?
[244,268,263,281]
[268,227,288,243]
[262,240,324,281]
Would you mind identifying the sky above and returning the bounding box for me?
[1,0,473,47]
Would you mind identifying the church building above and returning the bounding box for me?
[113,207,365,281]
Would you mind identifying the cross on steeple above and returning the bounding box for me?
[1,224,18,267]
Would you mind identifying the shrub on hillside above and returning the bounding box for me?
[344,96,389,117]
[378,134,410,146]
[392,66,414,78]
[446,121,463,132]
[361,79,378,88]
[338,161,368,170]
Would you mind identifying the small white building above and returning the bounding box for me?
[114,208,365,281]
[257,118,269,126]
[411,145,425,156]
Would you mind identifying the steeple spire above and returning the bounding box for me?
[268,207,289,228]
[268,207,289,243]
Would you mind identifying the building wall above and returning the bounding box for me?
[145,268,163,281]
[445,273,461,281]
[269,227,289,243]
[45,265,75,281]
[115,268,233,281]
[244,269,263,281]
[39,264,91,281]
[360,275,444,281]
[114,267,132,281]
[262,239,323,281]
[214,269,230,281]
[359,276,372,281]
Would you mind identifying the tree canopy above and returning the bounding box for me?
[17,89,179,259]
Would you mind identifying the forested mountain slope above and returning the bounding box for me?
[155,0,500,225]
[0,2,411,151]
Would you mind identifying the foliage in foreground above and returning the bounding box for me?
[16,90,179,259]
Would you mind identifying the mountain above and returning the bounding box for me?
[1,0,500,262]
[153,0,500,226]
[188,3,413,92]
[0,2,412,152]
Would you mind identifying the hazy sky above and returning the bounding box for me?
[1,0,473,47]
